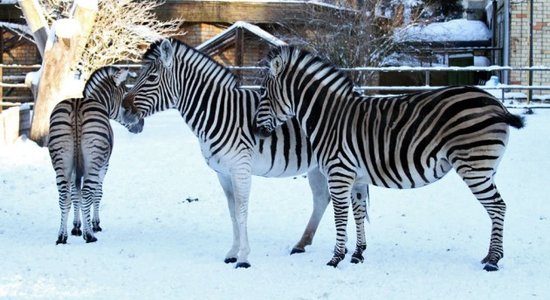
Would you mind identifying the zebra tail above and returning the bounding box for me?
[365,201,370,223]
[500,112,525,129]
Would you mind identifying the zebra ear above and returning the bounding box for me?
[270,56,283,77]
[113,69,129,87]
[160,39,174,68]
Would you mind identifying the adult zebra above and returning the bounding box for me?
[253,46,524,271]
[49,66,144,245]
[121,38,368,268]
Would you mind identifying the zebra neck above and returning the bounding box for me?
[177,80,245,139]
[171,48,241,137]
[87,90,114,116]
[294,86,351,146]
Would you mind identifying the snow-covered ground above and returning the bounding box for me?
[1,109,548,299]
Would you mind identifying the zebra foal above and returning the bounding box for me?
[49,66,144,244]
[121,39,368,268]
[253,46,524,271]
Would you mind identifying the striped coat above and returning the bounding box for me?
[254,46,524,271]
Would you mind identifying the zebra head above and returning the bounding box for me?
[253,47,295,137]
[113,69,144,134]
[122,38,178,125]
[85,66,144,134]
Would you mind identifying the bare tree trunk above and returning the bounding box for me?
[18,0,49,57]
[23,0,98,146]
[18,0,178,146]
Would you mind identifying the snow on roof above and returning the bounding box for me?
[0,22,34,42]
[395,19,491,43]
[197,21,286,54]
[0,22,32,36]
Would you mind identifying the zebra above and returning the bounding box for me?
[120,38,369,268]
[253,46,525,271]
[48,66,144,245]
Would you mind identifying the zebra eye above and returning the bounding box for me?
[147,74,158,82]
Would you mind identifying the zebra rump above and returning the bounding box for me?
[48,66,143,245]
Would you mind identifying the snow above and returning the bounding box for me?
[0,22,32,37]
[1,109,549,299]
[474,56,491,67]
[395,19,491,42]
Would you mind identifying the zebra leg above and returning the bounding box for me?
[80,181,97,243]
[56,179,72,244]
[350,183,369,264]
[326,176,354,268]
[467,176,505,271]
[71,179,82,236]
[92,181,103,232]
[230,168,253,268]
[292,168,330,254]
[457,162,505,271]
[217,173,239,264]
[93,164,108,232]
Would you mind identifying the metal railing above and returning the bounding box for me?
[2,64,550,109]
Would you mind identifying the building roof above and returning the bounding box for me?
[197,21,286,56]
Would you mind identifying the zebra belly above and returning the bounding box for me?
[199,145,313,178]
[250,129,315,177]
[251,150,314,177]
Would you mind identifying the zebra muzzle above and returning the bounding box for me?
[252,124,273,138]
[121,95,140,125]
[128,118,144,134]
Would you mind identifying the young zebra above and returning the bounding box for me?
[121,38,368,268]
[253,46,524,271]
[49,66,144,244]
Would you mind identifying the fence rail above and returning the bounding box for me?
[2,63,550,110]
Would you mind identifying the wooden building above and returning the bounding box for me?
[1,0,346,103]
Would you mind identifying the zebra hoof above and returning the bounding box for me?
[224,257,237,264]
[71,227,82,236]
[326,259,340,268]
[350,254,364,264]
[93,224,102,232]
[56,236,67,245]
[483,263,499,272]
[326,253,345,268]
[290,247,305,255]
[351,245,366,264]
[235,262,251,269]
[84,233,97,243]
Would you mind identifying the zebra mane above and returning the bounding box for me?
[83,66,121,98]
[144,38,238,89]
[267,46,355,96]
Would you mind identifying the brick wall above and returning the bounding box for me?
[509,0,550,96]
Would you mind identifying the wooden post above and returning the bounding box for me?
[1,106,20,145]
[18,0,49,58]
[19,104,31,137]
[235,26,244,85]
[1,27,3,113]
[28,0,98,146]
[0,65,3,114]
